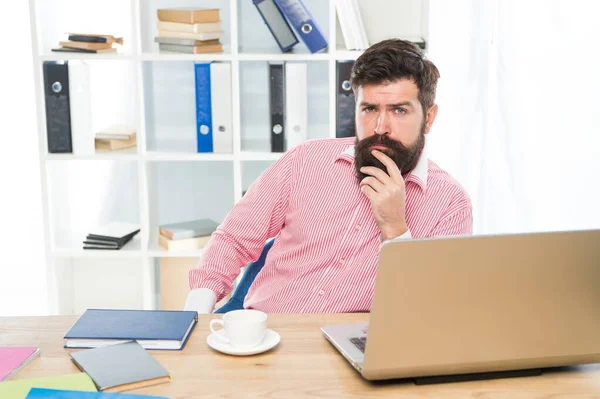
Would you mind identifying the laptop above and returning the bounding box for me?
[321,229,600,381]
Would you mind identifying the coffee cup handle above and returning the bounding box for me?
[209,319,230,345]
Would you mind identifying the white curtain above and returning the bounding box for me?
[427,0,600,235]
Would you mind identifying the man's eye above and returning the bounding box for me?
[364,106,375,112]
[395,108,406,114]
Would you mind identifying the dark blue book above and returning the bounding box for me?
[26,387,168,398]
[64,309,197,350]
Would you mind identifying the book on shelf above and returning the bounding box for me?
[159,234,211,251]
[159,218,219,240]
[94,135,137,151]
[157,20,221,33]
[95,125,136,140]
[66,34,124,45]
[0,373,97,398]
[83,222,140,250]
[336,0,369,50]
[157,30,224,42]
[0,347,40,381]
[154,37,220,47]
[59,41,113,51]
[158,43,223,54]
[26,388,169,399]
[155,8,224,54]
[52,33,123,54]
[64,309,198,350]
[51,47,117,54]
[157,8,220,24]
[70,341,172,392]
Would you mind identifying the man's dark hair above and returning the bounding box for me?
[350,39,440,113]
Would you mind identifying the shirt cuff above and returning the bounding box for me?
[183,288,217,314]
[381,229,412,245]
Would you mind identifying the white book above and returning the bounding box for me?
[157,21,221,33]
[157,30,224,41]
[210,62,233,154]
[95,124,136,140]
[346,0,365,50]
[68,60,94,155]
[351,0,369,49]
[285,63,308,150]
[335,0,355,50]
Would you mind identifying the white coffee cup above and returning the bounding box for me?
[209,309,267,349]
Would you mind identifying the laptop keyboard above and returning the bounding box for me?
[349,336,367,353]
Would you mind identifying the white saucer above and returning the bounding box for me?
[207,329,280,356]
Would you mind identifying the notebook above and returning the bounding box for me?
[26,388,169,398]
[0,346,40,381]
[70,341,171,392]
[0,373,96,398]
[159,218,219,240]
[64,309,198,350]
[87,222,140,242]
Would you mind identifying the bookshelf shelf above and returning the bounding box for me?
[30,0,430,314]
[44,148,139,161]
[52,233,143,258]
[145,152,235,162]
[139,52,233,62]
[38,53,137,61]
[237,53,331,62]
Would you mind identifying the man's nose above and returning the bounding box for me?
[374,113,390,136]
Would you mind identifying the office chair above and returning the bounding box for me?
[214,238,275,313]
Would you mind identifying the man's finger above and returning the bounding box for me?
[360,184,377,201]
[360,166,393,185]
[371,150,404,184]
[360,176,385,193]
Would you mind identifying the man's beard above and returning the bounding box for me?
[354,124,426,183]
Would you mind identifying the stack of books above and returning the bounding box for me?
[155,8,224,54]
[52,34,123,54]
[83,222,140,250]
[159,218,219,251]
[94,125,137,151]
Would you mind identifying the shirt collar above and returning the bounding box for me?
[336,140,429,191]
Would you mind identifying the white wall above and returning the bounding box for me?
[0,1,47,316]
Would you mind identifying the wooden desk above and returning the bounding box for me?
[2,314,600,398]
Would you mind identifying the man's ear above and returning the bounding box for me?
[424,103,439,135]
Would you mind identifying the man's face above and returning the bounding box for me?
[353,79,437,182]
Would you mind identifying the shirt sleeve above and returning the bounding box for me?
[188,146,299,302]
[430,191,473,236]
[381,229,412,246]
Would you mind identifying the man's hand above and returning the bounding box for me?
[359,150,408,240]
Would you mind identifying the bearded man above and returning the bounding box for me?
[185,39,472,314]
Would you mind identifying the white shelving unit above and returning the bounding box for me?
[28,0,429,314]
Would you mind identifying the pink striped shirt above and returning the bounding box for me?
[189,137,472,313]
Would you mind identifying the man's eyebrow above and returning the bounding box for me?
[359,101,377,107]
[387,102,414,108]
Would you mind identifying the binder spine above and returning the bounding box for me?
[336,61,356,138]
[285,63,308,149]
[210,62,233,153]
[253,0,299,52]
[68,60,94,155]
[43,61,73,153]
[194,63,213,153]
[269,63,286,152]
[273,0,328,53]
